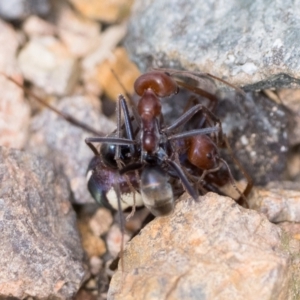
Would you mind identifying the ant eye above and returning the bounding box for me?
[206,153,212,160]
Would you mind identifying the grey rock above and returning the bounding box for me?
[216,90,289,185]
[109,193,290,300]
[27,95,116,204]
[125,0,300,90]
[0,0,50,20]
[0,147,86,299]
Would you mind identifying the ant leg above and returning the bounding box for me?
[176,80,219,111]
[113,179,125,275]
[164,104,222,134]
[168,126,219,141]
[85,141,100,156]
[85,136,135,145]
[165,104,224,146]
[166,159,199,201]
[115,95,139,220]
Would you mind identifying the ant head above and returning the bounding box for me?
[134,71,178,98]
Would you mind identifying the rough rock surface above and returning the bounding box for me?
[0,20,30,149]
[0,147,86,299]
[27,95,116,204]
[248,185,300,223]
[18,36,80,96]
[215,90,289,184]
[109,193,290,300]
[126,0,300,90]
[56,3,101,58]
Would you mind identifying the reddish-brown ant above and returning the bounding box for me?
[85,69,252,215]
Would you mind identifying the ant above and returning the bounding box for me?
[84,69,253,216]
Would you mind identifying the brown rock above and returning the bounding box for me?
[109,193,290,300]
[0,147,86,299]
[82,24,128,96]
[95,47,141,101]
[78,219,107,258]
[0,20,30,149]
[0,74,30,149]
[248,186,300,223]
[68,0,134,23]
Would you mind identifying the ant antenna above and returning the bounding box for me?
[154,68,246,97]
[222,136,253,204]
[0,72,103,136]
[218,157,248,208]
[110,68,136,107]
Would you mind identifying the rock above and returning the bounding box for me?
[26,95,116,204]
[76,289,98,300]
[22,15,56,37]
[278,222,300,299]
[89,207,113,237]
[68,0,134,23]
[0,19,21,74]
[94,47,141,101]
[18,36,80,96]
[109,193,290,300]
[82,24,127,71]
[0,75,30,149]
[0,0,50,20]
[215,91,289,185]
[126,0,300,90]
[89,256,103,276]
[0,20,30,149]
[56,3,101,58]
[106,224,130,258]
[82,23,128,96]
[78,218,107,258]
[248,185,300,223]
[0,147,86,299]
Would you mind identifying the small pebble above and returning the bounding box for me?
[89,208,114,237]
